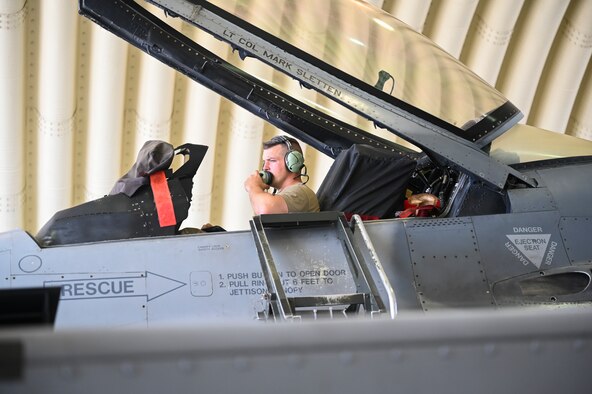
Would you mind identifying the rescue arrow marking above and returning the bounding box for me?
[45,271,186,302]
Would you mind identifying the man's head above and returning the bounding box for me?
[262,136,305,189]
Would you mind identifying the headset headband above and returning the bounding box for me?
[280,135,292,151]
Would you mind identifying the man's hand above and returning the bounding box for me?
[244,170,268,193]
[244,170,288,214]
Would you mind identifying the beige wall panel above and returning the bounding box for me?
[209,101,231,226]
[121,48,142,170]
[218,89,267,230]
[34,0,78,231]
[566,61,592,140]
[131,5,182,154]
[461,0,525,86]
[528,0,592,133]
[385,0,432,32]
[72,18,92,207]
[133,56,176,152]
[0,0,25,231]
[83,25,128,201]
[178,30,226,228]
[497,0,569,122]
[423,0,479,59]
[366,0,384,8]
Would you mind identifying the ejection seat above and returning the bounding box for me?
[316,144,418,219]
[35,141,207,246]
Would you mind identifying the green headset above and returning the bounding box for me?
[280,136,305,173]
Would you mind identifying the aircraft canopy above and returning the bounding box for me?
[208,0,511,139]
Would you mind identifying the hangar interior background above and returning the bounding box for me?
[0,0,590,233]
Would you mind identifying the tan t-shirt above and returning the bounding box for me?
[278,183,320,213]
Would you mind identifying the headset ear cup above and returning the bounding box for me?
[285,150,304,173]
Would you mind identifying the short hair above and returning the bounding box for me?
[262,135,303,154]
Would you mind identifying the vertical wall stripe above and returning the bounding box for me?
[386,0,432,33]
[178,28,225,228]
[496,0,570,121]
[528,0,592,133]
[0,0,25,231]
[34,0,78,230]
[83,25,128,201]
[461,0,525,86]
[423,0,479,59]
[567,61,592,140]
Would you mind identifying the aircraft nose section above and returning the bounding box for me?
[0,231,12,253]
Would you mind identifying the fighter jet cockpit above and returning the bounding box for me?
[1,0,591,330]
[40,0,532,246]
[189,0,519,212]
[124,0,590,221]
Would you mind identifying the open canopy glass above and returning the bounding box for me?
[207,0,512,138]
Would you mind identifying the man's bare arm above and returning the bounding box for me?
[244,171,289,214]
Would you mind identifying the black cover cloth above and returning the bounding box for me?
[110,140,175,197]
[316,144,417,218]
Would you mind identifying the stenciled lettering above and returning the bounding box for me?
[544,241,558,265]
[262,50,292,71]
[238,37,260,52]
[505,241,530,266]
[295,68,342,98]
[222,29,234,39]
[60,279,135,298]
[222,268,348,296]
[513,226,543,233]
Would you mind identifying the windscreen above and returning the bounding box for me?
[206,0,510,133]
